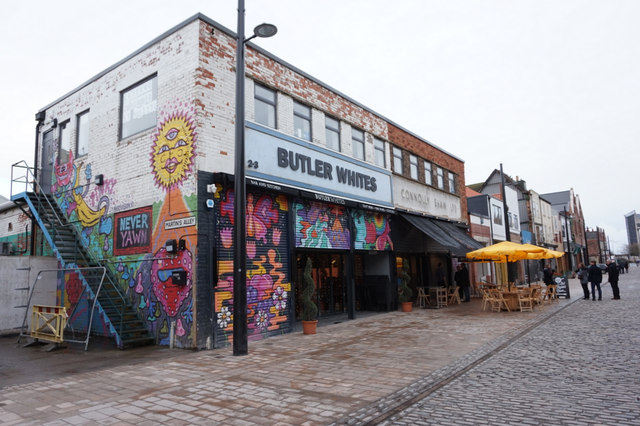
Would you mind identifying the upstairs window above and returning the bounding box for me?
[120,75,157,139]
[493,205,503,225]
[424,161,432,185]
[392,147,403,174]
[325,116,340,151]
[374,138,385,168]
[293,101,311,141]
[254,84,276,128]
[58,121,71,163]
[352,128,365,160]
[409,154,418,180]
[76,110,89,157]
[436,167,444,189]
[448,172,456,194]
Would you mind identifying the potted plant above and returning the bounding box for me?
[301,257,319,334]
[398,258,413,312]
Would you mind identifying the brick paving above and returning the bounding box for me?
[1,269,634,425]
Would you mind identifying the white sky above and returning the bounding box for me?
[1,0,638,252]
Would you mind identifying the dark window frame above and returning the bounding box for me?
[254,83,277,128]
[119,74,158,140]
[293,101,311,141]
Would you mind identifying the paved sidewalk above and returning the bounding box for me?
[1,279,583,425]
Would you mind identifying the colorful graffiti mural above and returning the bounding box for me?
[125,106,198,347]
[215,189,291,345]
[351,211,393,251]
[294,200,350,249]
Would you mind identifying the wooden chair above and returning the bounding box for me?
[480,287,494,311]
[416,287,431,308]
[517,288,534,312]
[447,286,461,305]
[543,284,558,304]
[490,289,510,312]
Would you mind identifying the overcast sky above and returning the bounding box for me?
[1,0,638,252]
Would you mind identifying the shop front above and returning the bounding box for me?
[209,122,395,347]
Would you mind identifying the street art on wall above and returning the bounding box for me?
[294,200,350,249]
[351,210,393,251]
[214,188,291,345]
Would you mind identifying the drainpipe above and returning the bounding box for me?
[30,111,45,255]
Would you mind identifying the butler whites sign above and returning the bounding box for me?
[245,123,393,208]
[393,175,461,221]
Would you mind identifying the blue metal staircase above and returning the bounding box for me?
[11,162,153,349]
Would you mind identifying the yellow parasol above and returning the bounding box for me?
[465,241,545,263]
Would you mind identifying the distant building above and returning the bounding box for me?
[625,210,640,246]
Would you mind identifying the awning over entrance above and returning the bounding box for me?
[400,213,483,257]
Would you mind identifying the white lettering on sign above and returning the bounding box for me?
[164,216,196,230]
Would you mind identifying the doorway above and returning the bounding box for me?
[295,252,346,317]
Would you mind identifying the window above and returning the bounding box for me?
[58,121,71,163]
[293,101,311,141]
[374,138,385,167]
[436,167,444,189]
[393,147,403,174]
[424,161,432,185]
[511,214,519,231]
[409,155,418,180]
[254,84,276,128]
[448,172,456,194]
[325,116,340,151]
[76,110,89,157]
[352,128,365,160]
[493,205,503,225]
[120,75,157,139]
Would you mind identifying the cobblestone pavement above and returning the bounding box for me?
[0,271,628,425]
[367,267,640,426]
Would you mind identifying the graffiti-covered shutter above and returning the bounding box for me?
[214,189,292,346]
[293,200,350,249]
[351,209,393,251]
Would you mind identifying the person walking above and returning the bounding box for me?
[576,263,590,300]
[587,260,602,301]
[456,263,471,302]
[606,259,621,300]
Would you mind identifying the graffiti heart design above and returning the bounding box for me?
[151,247,193,318]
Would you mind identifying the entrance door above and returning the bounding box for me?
[40,130,55,194]
[295,252,346,317]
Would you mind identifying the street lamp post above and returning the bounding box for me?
[233,0,277,356]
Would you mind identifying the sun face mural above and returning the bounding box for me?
[150,114,196,190]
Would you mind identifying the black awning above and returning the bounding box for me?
[432,220,484,251]
[400,213,468,256]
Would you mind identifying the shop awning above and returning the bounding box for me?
[400,213,482,256]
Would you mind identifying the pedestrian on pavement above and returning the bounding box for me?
[543,264,554,288]
[606,259,621,300]
[436,262,446,287]
[576,263,590,300]
[456,263,471,302]
[624,260,629,274]
[587,260,603,301]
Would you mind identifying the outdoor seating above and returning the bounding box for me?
[480,287,493,311]
[530,285,543,305]
[543,284,558,304]
[429,286,448,308]
[490,289,511,312]
[416,287,431,308]
[447,286,461,305]
[517,288,534,312]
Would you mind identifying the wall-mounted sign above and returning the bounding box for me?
[393,176,462,221]
[114,207,152,255]
[164,216,196,230]
[245,123,393,208]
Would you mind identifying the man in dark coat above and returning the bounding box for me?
[543,264,554,287]
[456,263,471,302]
[587,260,603,301]
[606,260,620,299]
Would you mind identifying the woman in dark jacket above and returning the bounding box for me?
[587,260,602,301]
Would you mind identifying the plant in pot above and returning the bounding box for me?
[398,258,413,312]
[301,257,319,334]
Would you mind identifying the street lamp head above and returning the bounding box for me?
[253,23,278,38]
